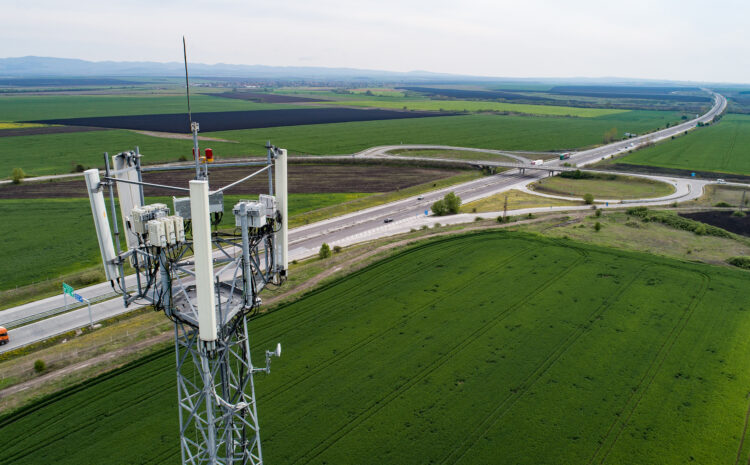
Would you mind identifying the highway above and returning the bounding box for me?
[287,92,727,254]
[0,92,728,352]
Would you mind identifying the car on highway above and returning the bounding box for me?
[717,179,726,184]
[384,218,394,223]
[417,196,424,200]
[0,326,8,345]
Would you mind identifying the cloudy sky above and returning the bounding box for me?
[3,0,747,83]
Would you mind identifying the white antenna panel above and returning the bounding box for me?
[274,149,288,273]
[84,169,118,281]
[112,153,142,251]
[190,180,217,342]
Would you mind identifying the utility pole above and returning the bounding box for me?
[741,190,746,212]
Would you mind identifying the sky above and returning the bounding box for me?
[2,0,748,83]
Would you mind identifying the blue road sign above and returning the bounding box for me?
[74,293,84,303]
[691,172,696,177]
[425,210,429,216]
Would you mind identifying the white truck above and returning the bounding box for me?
[530,159,544,166]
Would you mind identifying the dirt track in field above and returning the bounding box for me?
[0,164,465,199]
[132,130,238,143]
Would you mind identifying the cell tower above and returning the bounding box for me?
[85,142,288,464]
[84,42,289,465]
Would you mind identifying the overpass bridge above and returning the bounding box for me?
[369,154,580,176]
[137,154,578,177]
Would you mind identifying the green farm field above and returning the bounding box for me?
[331,98,628,117]
[2,232,750,464]
[2,111,684,177]
[0,93,297,121]
[213,110,683,155]
[461,189,583,212]
[0,129,239,177]
[612,114,750,176]
[0,193,368,291]
[532,173,675,199]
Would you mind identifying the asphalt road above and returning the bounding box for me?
[0,92,728,352]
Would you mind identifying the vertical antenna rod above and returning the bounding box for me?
[183,36,192,124]
[183,36,202,180]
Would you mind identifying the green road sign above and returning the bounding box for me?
[63,283,74,297]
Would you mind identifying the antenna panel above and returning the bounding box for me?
[189,180,217,342]
[112,153,142,251]
[274,149,289,273]
[84,169,118,281]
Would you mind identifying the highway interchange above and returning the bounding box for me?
[0,92,731,352]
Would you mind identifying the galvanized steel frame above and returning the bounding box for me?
[173,317,264,465]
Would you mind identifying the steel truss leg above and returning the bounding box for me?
[174,318,264,465]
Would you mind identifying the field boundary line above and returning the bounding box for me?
[289,247,587,465]
[440,264,647,465]
[589,270,710,465]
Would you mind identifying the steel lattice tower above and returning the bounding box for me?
[85,142,289,465]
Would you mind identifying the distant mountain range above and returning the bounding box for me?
[0,56,720,86]
[0,56,461,81]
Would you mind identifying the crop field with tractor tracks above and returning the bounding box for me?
[2,232,750,464]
